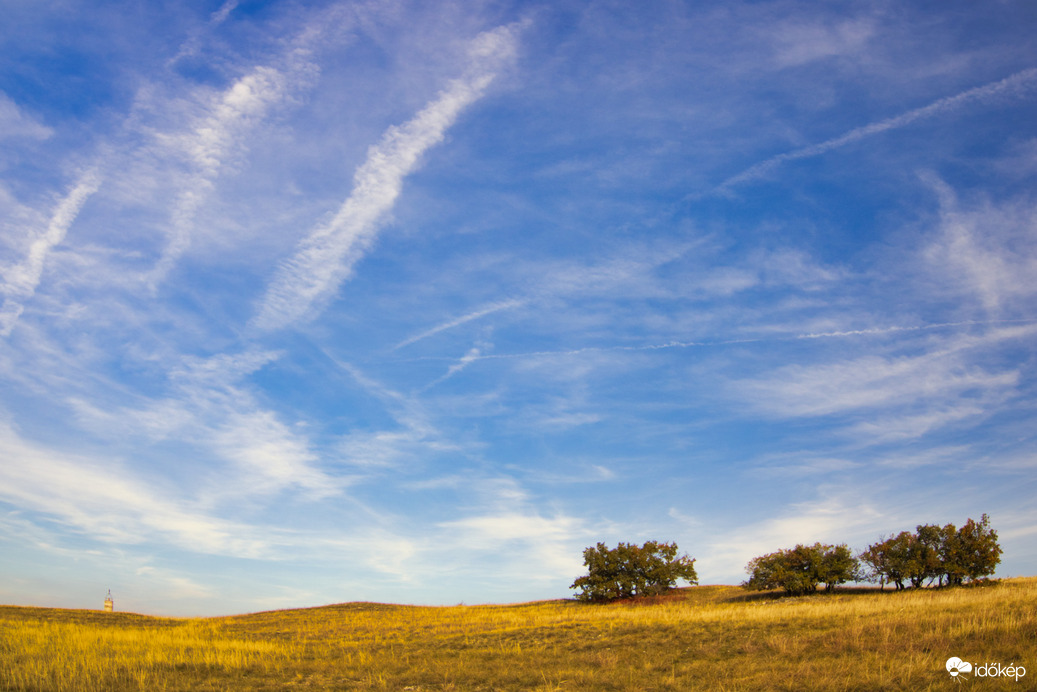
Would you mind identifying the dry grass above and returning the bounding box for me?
[2,578,1035,690]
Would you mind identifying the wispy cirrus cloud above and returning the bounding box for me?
[0,91,54,141]
[769,17,875,68]
[700,493,885,581]
[734,326,1035,425]
[0,422,271,557]
[325,358,463,469]
[433,475,593,588]
[252,23,523,331]
[166,0,242,68]
[148,59,315,284]
[0,169,101,336]
[212,408,339,497]
[924,175,1037,314]
[67,348,340,500]
[167,350,342,498]
[4,0,1037,613]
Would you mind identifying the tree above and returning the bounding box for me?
[744,546,812,595]
[744,549,803,595]
[939,522,968,587]
[907,524,945,588]
[860,515,1002,589]
[860,532,912,590]
[744,543,859,596]
[948,514,1002,585]
[816,543,862,592]
[570,541,698,603]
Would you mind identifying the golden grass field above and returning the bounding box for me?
[1,578,1035,691]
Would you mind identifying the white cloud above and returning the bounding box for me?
[735,328,1029,425]
[65,349,339,500]
[770,18,875,68]
[873,445,975,471]
[210,0,239,25]
[0,91,53,140]
[441,512,579,543]
[319,358,464,469]
[752,454,861,476]
[171,349,284,388]
[252,23,522,331]
[751,248,843,289]
[924,176,1037,313]
[134,565,216,601]
[413,472,596,588]
[700,495,884,582]
[423,345,484,390]
[0,422,271,557]
[336,430,430,469]
[148,63,307,284]
[213,410,339,497]
[166,352,342,498]
[743,353,1014,418]
[166,0,243,67]
[0,170,101,336]
[437,510,589,585]
[847,404,989,443]
[742,352,1016,423]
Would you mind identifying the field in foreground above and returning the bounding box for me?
[1,578,1035,691]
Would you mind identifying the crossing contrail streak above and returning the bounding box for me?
[711,67,1037,194]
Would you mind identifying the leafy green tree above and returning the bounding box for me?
[570,541,697,603]
[946,514,1001,585]
[939,523,968,586]
[860,532,912,590]
[744,543,859,596]
[744,549,802,595]
[816,543,862,592]
[861,515,1001,589]
[907,524,945,588]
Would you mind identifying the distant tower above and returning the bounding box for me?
[104,589,114,613]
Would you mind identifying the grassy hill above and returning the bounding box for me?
[2,578,1034,691]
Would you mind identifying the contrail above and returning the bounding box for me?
[712,67,1037,194]
[0,169,101,336]
[422,346,483,391]
[253,24,522,331]
[403,319,1037,363]
[394,299,523,350]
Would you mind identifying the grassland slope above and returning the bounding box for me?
[2,578,1035,690]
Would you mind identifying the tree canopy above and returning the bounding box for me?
[743,543,860,596]
[570,541,698,603]
[741,514,1002,597]
[860,515,1001,589]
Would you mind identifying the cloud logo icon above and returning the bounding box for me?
[946,657,973,677]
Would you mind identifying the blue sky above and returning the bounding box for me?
[2,0,1036,616]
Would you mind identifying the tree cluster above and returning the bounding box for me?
[859,514,1001,590]
[743,514,1001,596]
[570,541,698,603]
[743,543,860,596]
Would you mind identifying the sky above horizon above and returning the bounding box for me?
[2,0,1036,616]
